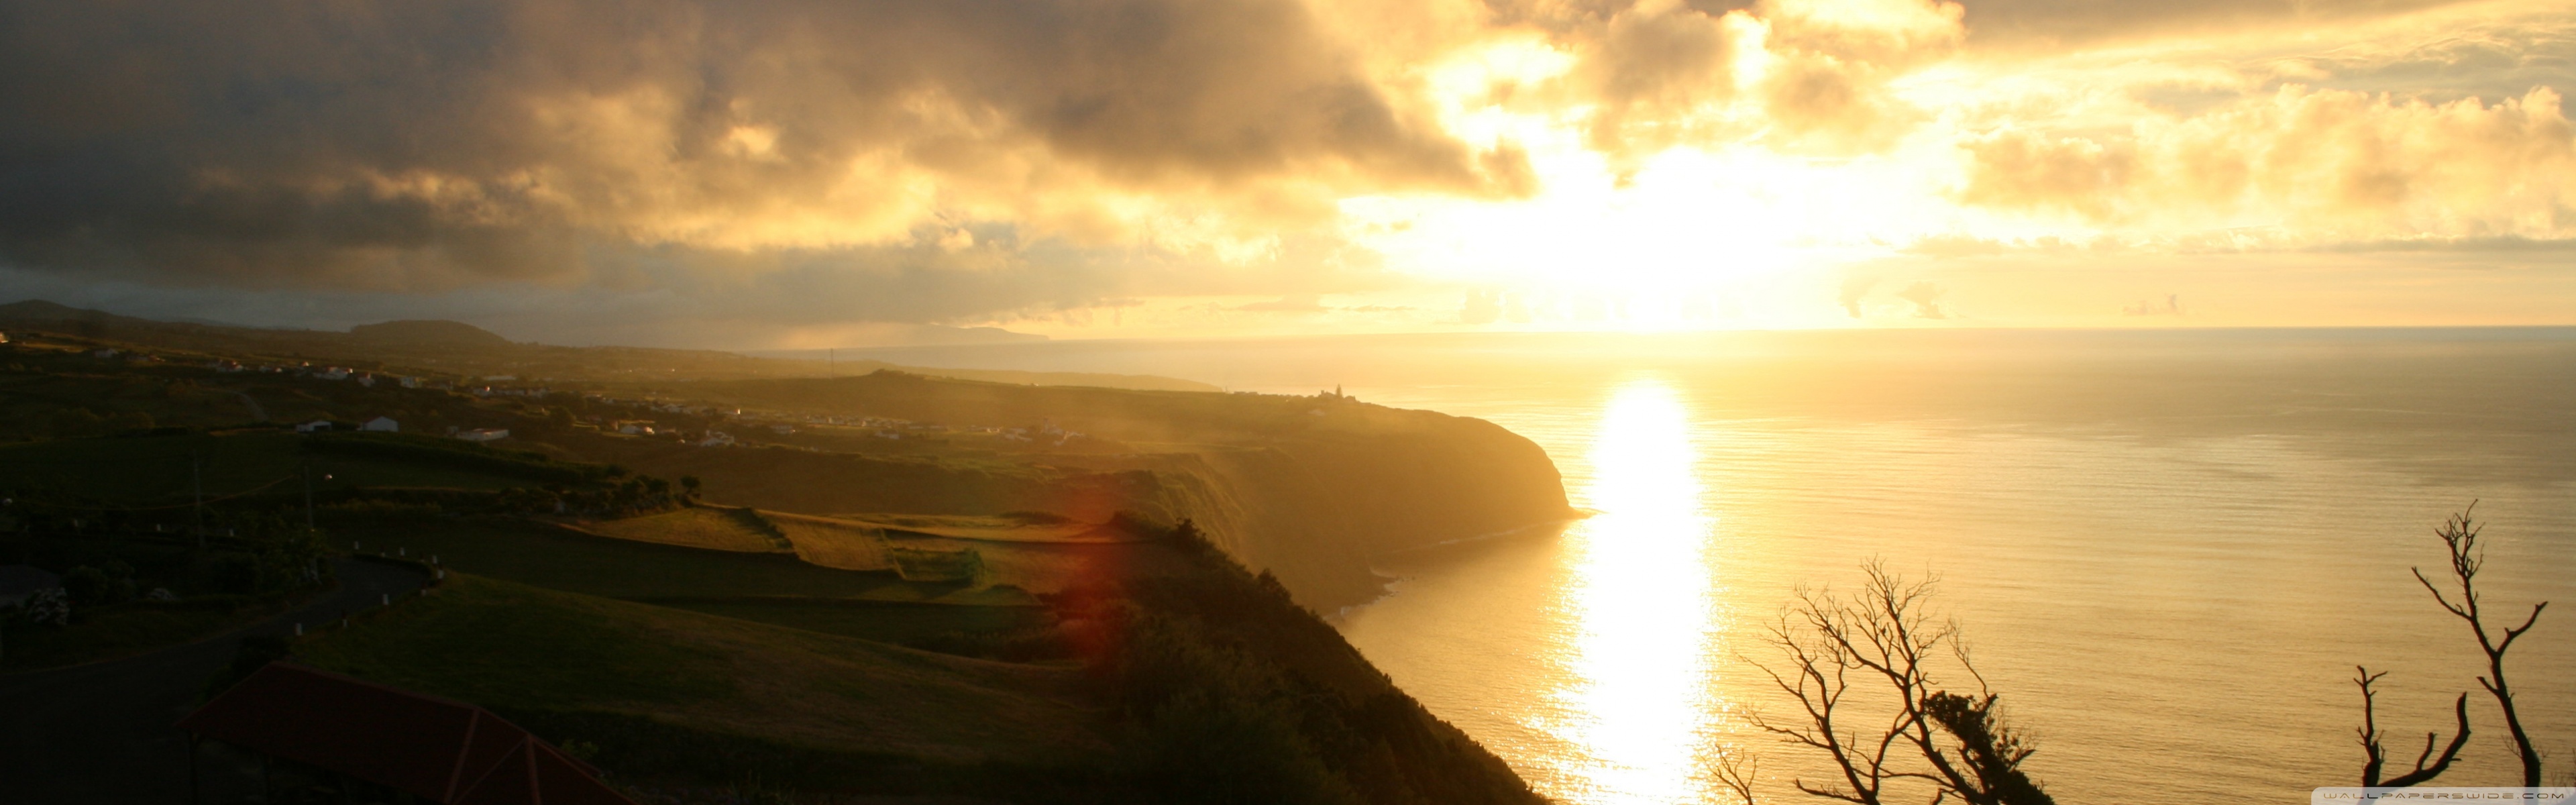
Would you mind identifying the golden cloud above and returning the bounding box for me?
[1961,86,2576,241]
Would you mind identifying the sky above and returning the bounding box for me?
[1,0,2571,346]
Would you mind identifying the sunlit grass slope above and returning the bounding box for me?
[331,519,1037,607]
[764,510,894,570]
[572,506,792,553]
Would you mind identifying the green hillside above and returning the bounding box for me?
[0,432,543,501]
[1,315,1558,802]
[292,575,1114,775]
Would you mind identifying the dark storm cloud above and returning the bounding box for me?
[0,0,1523,302]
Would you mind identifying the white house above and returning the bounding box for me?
[697,431,735,447]
[355,374,376,388]
[456,428,509,442]
[361,417,398,433]
[318,367,351,380]
[397,376,421,389]
[294,420,333,433]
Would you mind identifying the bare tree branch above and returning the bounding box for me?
[2408,502,2547,786]
[2355,665,2471,787]
[1715,751,1762,805]
[1749,561,2053,805]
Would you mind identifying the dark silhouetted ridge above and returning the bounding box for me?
[350,319,513,347]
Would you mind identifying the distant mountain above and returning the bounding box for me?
[0,299,1212,391]
[821,322,1048,347]
[348,319,514,348]
[0,299,92,321]
[0,299,156,333]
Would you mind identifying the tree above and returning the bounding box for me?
[2410,503,2548,786]
[1749,561,2052,805]
[60,566,120,606]
[2351,666,2470,787]
[1922,692,2051,805]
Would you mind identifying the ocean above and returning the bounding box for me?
[845,327,2576,804]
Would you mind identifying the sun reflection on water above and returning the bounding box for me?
[1545,379,1723,804]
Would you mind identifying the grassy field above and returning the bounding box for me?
[575,506,792,553]
[764,511,892,571]
[0,596,299,672]
[0,431,535,501]
[292,574,1111,765]
[753,510,1162,595]
[327,518,1040,606]
[648,598,1054,647]
[821,513,1139,543]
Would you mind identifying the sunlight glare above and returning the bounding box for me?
[1548,379,1721,804]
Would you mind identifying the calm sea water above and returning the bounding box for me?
[851,329,2576,804]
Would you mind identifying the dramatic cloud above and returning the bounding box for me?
[1949,0,2472,46]
[1957,84,2576,238]
[0,0,1526,294]
[0,0,2568,337]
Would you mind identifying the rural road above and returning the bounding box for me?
[0,557,429,804]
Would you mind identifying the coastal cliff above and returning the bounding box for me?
[0,310,1564,802]
[627,372,1577,609]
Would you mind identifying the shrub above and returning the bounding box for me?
[17,588,69,627]
[1128,688,1361,805]
[60,566,123,606]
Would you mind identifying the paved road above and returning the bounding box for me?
[0,557,429,804]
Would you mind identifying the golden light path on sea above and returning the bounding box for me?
[1543,379,1726,804]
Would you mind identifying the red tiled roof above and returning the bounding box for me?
[179,663,635,805]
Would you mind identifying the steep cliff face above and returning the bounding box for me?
[1062,447,1386,609]
[621,373,1576,609]
[1252,412,1574,552]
